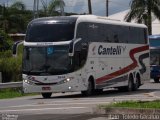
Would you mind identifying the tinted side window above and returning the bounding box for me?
[129,27,146,44]
[76,22,88,51]
[103,24,130,43]
[105,24,118,43]
[76,22,88,43]
[77,22,110,43]
[87,23,106,42]
[76,22,146,44]
[118,26,130,43]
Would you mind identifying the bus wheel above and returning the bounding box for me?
[134,75,140,91]
[81,78,94,96]
[94,89,103,94]
[128,75,134,92]
[41,93,52,98]
[118,86,127,92]
[154,78,159,83]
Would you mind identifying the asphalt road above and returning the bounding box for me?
[0,80,160,120]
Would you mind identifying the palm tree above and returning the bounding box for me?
[124,0,160,35]
[41,0,65,16]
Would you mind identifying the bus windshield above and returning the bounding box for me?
[150,49,160,66]
[23,45,72,75]
[25,23,75,42]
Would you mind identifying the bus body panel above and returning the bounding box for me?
[23,71,88,93]
[23,15,150,94]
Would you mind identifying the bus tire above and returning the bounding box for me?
[41,93,52,98]
[154,78,159,83]
[133,75,141,91]
[118,86,127,92]
[94,89,103,94]
[81,78,94,96]
[128,75,134,92]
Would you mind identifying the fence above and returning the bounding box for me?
[0,82,22,89]
[0,72,2,83]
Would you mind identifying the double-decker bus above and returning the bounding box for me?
[22,15,150,98]
[149,35,160,83]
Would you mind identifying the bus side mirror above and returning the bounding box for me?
[12,40,24,57]
[69,41,74,56]
[68,38,82,57]
[74,51,81,67]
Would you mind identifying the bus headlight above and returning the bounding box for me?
[24,79,28,83]
[62,78,70,83]
[58,77,73,84]
[66,78,70,82]
[68,86,72,90]
[23,79,34,85]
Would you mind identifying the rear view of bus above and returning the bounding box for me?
[149,35,160,83]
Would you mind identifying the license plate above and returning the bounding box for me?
[42,87,51,91]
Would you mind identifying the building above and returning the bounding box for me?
[108,10,160,35]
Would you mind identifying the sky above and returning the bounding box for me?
[0,0,131,16]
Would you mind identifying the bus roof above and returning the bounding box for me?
[76,15,147,28]
[29,15,147,28]
[29,16,78,25]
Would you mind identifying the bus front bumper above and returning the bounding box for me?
[23,80,86,93]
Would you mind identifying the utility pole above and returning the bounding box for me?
[106,0,109,16]
[60,0,64,16]
[88,0,92,14]
[33,0,36,18]
[36,0,39,17]
[33,0,39,19]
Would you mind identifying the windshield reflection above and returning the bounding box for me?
[23,45,72,75]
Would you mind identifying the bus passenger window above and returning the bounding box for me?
[105,36,111,42]
[114,34,119,43]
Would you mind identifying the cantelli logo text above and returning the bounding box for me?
[98,45,126,55]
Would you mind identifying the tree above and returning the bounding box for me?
[0,1,32,33]
[41,0,65,16]
[0,4,10,32]
[10,1,26,11]
[124,0,160,35]
[0,30,13,51]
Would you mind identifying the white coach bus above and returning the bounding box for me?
[22,15,150,98]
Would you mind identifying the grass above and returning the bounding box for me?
[100,100,160,109]
[0,88,36,99]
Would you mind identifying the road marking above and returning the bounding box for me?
[0,107,87,112]
[0,95,156,110]
[0,101,110,109]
